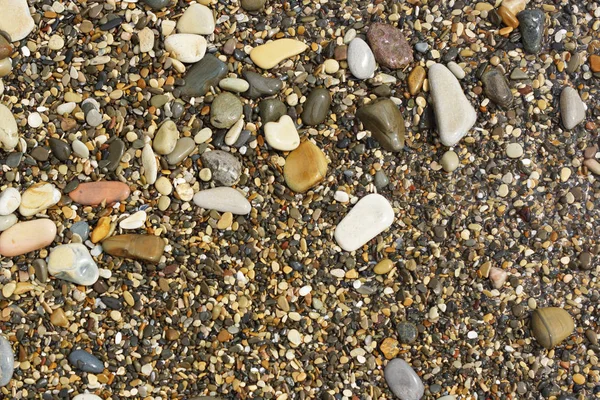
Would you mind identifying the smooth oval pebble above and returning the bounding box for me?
[0,187,21,215]
[102,234,166,263]
[440,150,459,172]
[119,210,147,230]
[177,3,215,35]
[68,349,104,373]
[219,78,250,93]
[0,104,19,151]
[19,182,61,216]
[193,187,251,215]
[0,219,57,256]
[48,243,99,286]
[334,193,394,252]
[264,115,300,151]
[384,358,425,400]
[250,39,308,70]
[142,144,158,184]
[153,120,179,154]
[69,181,130,206]
[0,0,35,42]
[374,259,394,274]
[347,38,376,79]
[0,214,17,232]
[72,139,90,158]
[164,34,207,64]
[283,141,328,193]
[73,395,103,400]
[0,334,14,387]
[560,87,586,130]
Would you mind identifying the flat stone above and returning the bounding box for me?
[165,34,207,64]
[301,87,331,126]
[219,78,250,93]
[142,0,170,9]
[72,139,89,158]
[48,243,99,286]
[0,104,18,151]
[241,0,266,11]
[142,144,157,185]
[283,141,328,193]
[447,61,465,79]
[408,66,426,95]
[0,214,17,232]
[347,38,376,79]
[180,54,227,97]
[506,142,523,158]
[105,139,125,171]
[0,0,35,42]
[428,63,477,147]
[482,68,513,109]
[518,9,544,54]
[154,120,179,154]
[0,219,56,256]
[334,193,394,252]
[210,92,243,129]
[244,71,283,99]
[356,99,405,152]
[102,234,166,263]
[440,150,459,172]
[560,87,585,130]
[0,335,13,387]
[19,182,61,216]
[201,150,242,186]
[0,187,20,215]
[193,187,251,215]
[177,4,215,35]
[264,115,300,151]
[119,210,147,230]
[384,359,425,400]
[250,39,308,70]
[68,350,104,373]
[69,181,130,206]
[584,158,600,175]
[167,137,196,165]
[510,67,529,80]
[224,118,244,146]
[367,23,413,69]
[138,27,154,53]
[374,259,394,274]
[259,99,287,124]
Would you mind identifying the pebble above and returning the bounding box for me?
[428,63,477,147]
[219,78,250,93]
[440,150,459,172]
[560,87,586,130]
[447,61,465,80]
[510,68,529,80]
[48,243,99,286]
[590,54,600,73]
[323,59,339,74]
[0,214,17,232]
[482,68,513,109]
[27,112,42,128]
[347,38,376,79]
[201,150,242,186]
[0,219,56,256]
[241,0,266,11]
[0,104,18,151]
[283,140,328,193]
[259,98,287,124]
[154,120,180,154]
[224,118,244,146]
[155,176,173,195]
[177,4,215,35]
[210,92,243,129]
[243,71,283,98]
[374,170,389,189]
[264,115,300,151]
[49,138,71,161]
[367,23,414,69]
[119,210,147,230]
[142,144,158,185]
[102,234,165,263]
[356,99,405,152]
[0,0,35,42]
[0,187,21,215]
[193,187,251,215]
[50,307,68,327]
[334,193,394,252]
[518,9,545,54]
[407,66,426,95]
[68,350,104,373]
[167,137,196,165]
[502,0,528,14]
[531,307,574,349]
[584,158,600,176]
[396,321,418,344]
[0,335,13,387]
[73,395,103,400]
[142,0,170,10]
[489,267,508,289]
[384,359,425,400]
[138,27,155,53]
[250,39,308,69]
[164,34,207,63]
[0,35,12,59]
[301,87,331,126]
[19,182,61,216]
[506,143,523,158]
[374,259,394,274]
[180,54,227,97]
[68,181,130,206]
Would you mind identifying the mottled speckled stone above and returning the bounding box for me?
[367,23,414,69]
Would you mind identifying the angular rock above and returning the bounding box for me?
[138,27,154,53]
[347,38,376,79]
[264,115,300,151]
[384,359,425,400]
[153,120,179,155]
[48,243,99,286]
[201,150,242,186]
[356,99,405,152]
[19,182,61,216]
[164,34,207,64]
[301,87,331,126]
[243,71,283,99]
[367,23,414,69]
[69,181,130,206]
[0,187,20,216]
[560,87,585,130]
[259,99,287,124]
[119,210,147,230]
[283,141,328,193]
[518,9,544,54]
[102,234,166,263]
[334,194,394,252]
[177,3,215,35]
[68,350,104,373]
[482,68,513,109]
[489,267,508,289]
[0,104,18,150]
[250,39,308,70]
[0,219,56,256]
[210,92,243,129]
[0,0,35,42]
[0,334,13,387]
[193,187,251,215]
[428,63,477,147]
[180,54,227,97]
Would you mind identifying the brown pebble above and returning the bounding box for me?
[590,54,600,73]
[50,308,69,327]
[498,6,519,29]
[165,329,180,341]
[408,66,426,96]
[380,337,400,359]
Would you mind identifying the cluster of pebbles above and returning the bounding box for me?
[0,0,598,398]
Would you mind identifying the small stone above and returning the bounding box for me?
[259,98,287,124]
[264,115,300,151]
[572,374,585,385]
[48,243,99,286]
[334,194,394,252]
[219,78,250,93]
[301,87,331,126]
[498,6,519,29]
[119,211,147,230]
[164,34,207,64]
[0,187,20,215]
[482,67,513,109]
[225,118,244,146]
[287,329,302,346]
[217,212,233,229]
[193,187,251,215]
[48,138,71,161]
[367,23,414,69]
[590,55,600,73]
[0,214,17,232]
[384,359,425,400]
[68,350,104,374]
[0,35,13,60]
[396,321,418,344]
[50,308,69,327]
[19,182,61,216]
[155,176,173,195]
[241,0,266,11]
[380,338,400,359]
[502,0,529,15]
[142,144,158,185]
[201,150,242,186]
[27,112,42,128]
[0,0,35,42]
[0,334,14,387]
[560,87,586,130]
[154,120,180,155]
[250,39,308,70]
[70,221,90,241]
[374,170,389,190]
[142,0,170,10]
[180,54,227,97]
[138,27,154,53]
[489,267,508,289]
[177,4,215,35]
[356,99,405,152]
[166,329,180,341]
[506,143,523,158]
[167,137,196,165]
[210,92,243,129]
[584,158,600,175]
[408,66,426,95]
[447,61,465,80]
[102,234,165,263]
[531,307,575,349]
[243,71,283,99]
[518,9,545,54]
[69,181,130,206]
[323,59,339,74]
[347,38,376,79]
[0,104,19,150]
[374,259,394,274]
[510,68,529,80]
[440,150,459,172]
[283,141,328,193]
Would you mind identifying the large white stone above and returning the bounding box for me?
[193,187,251,215]
[560,87,586,130]
[119,210,147,230]
[347,38,376,80]
[264,115,300,151]
[334,193,394,252]
[19,182,61,217]
[384,359,425,400]
[0,104,19,151]
[164,34,207,63]
[177,3,215,35]
[47,243,99,286]
[142,144,157,185]
[0,0,35,42]
[428,63,477,147]
[0,187,21,216]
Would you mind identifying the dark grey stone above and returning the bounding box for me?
[142,0,171,9]
[106,139,125,171]
[259,99,287,124]
[68,350,104,373]
[518,9,544,54]
[49,138,72,161]
[301,87,331,126]
[482,68,513,109]
[180,55,228,97]
[356,98,405,152]
[70,221,90,241]
[374,170,389,190]
[243,71,283,99]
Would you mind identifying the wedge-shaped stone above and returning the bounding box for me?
[102,234,165,263]
[356,98,405,152]
[193,187,251,215]
[69,181,130,206]
[48,243,99,286]
[250,39,308,70]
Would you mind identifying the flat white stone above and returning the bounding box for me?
[119,210,147,230]
[193,187,251,215]
[334,193,394,252]
[72,139,90,158]
[0,187,21,216]
[73,395,103,400]
[264,115,300,151]
[347,38,376,80]
[138,27,155,53]
[0,214,17,232]
[142,144,158,184]
[27,112,42,128]
[219,78,250,93]
[0,104,18,151]
[428,63,477,147]
[177,3,215,35]
[164,34,207,63]
[48,243,99,286]
[560,87,586,130]
[225,118,244,146]
[19,182,61,217]
[56,102,76,115]
[0,0,35,42]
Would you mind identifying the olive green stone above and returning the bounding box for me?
[356,99,405,152]
[301,87,331,126]
[210,92,243,129]
[180,55,228,97]
[259,99,287,124]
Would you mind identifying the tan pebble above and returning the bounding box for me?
[572,374,585,385]
[374,259,394,274]
[50,308,69,327]
[380,337,400,359]
[91,217,111,243]
[14,282,34,295]
[217,212,233,229]
[2,282,16,297]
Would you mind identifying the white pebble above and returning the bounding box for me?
[27,112,43,128]
[334,190,349,203]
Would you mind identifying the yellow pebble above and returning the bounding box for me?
[573,374,585,385]
[374,259,394,275]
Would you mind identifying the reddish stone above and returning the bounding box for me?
[69,181,130,205]
[367,23,413,69]
[334,45,347,61]
[590,54,600,73]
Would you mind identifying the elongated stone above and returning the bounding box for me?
[0,219,56,256]
[347,38,376,79]
[243,71,283,99]
[0,334,13,387]
[356,98,405,152]
[518,9,544,54]
[102,234,165,263]
[334,194,394,252]
[47,243,99,286]
[153,120,179,155]
[0,214,17,232]
[283,141,328,193]
[106,139,125,171]
[301,87,331,126]
[19,182,61,216]
[482,68,513,109]
[193,187,251,215]
[0,104,18,151]
[408,66,426,95]
[384,359,425,400]
[560,87,585,130]
[167,137,196,165]
[180,54,227,97]
[250,39,308,70]
[142,144,158,184]
[69,181,130,206]
[68,350,104,373]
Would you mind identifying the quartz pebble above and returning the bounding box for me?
[384,358,425,400]
[69,181,130,206]
[19,182,61,216]
[0,104,19,151]
[347,38,376,79]
[0,187,21,215]
[0,214,17,232]
[560,87,586,130]
[506,143,523,158]
[164,34,207,63]
[119,211,147,230]
[48,243,99,286]
[0,219,56,256]
[440,150,459,172]
[193,187,251,215]
[177,3,215,35]
[0,334,13,387]
[264,115,300,151]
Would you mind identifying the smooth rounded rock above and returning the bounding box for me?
[138,27,154,53]
[384,359,425,400]
[219,78,250,93]
[201,150,242,186]
[142,0,170,9]
[0,219,57,256]
[142,144,158,185]
[531,307,574,349]
[250,39,308,70]
[73,395,103,400]
[193,187,251,215]
[0,104,18,151]
[102,234,166,263]
[0,0,35,42]
[0,187,20,215]
[0,35,13,60]
[301,87,331,126]
[153,120,179,154]
[408,66,426,95]
[367,23,414,69]
[167,137,196,165]
[374,259,394,274]
[518,9,544,54]
[48,243,99,286]
[69,181,130,206]
[72,139,89,158]
[210,92,243,129]
[0,334,14,387]
[264,115,300,151]
[48,138,71,161]
[440,150,459,172]
[259,98,287,124]
[283,141,328,193]
[243,71,283,99]
[334,194,394,252]
[356,99,405,152]
[506,143,523,158]
[19,182,61,216]
[164,34,207,63]
[0,214,17,232]
[347,38,376,79]
[482,67,513,109]
[560,87,586,130]
[119,210,147,230]
[68,350,104,373]
[241,0,266,11]
[180,54,227,97]
[177,3,215,35]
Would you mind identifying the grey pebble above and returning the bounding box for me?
[201,150,242,186]
[167,137,196,165]
[68,349,104,373]
[243,70,283,99]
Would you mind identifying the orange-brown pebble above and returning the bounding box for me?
[498,6,519,29]
[69,181,130,206]
[91,217,111,243]
[380,337,400,359]
[590,55,600,73]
